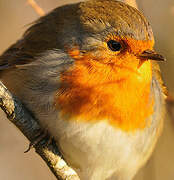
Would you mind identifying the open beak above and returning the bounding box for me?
[138,49,166,61]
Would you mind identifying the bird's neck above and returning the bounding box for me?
[55,59,154,132]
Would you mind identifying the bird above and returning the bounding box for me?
[0,0,166,179]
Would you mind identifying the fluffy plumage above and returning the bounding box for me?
[0,0,166,179]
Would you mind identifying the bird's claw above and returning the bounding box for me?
[24,130,53,153]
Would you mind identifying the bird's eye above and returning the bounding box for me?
[107,40,122,52]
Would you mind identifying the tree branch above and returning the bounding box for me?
[0,81,80,180]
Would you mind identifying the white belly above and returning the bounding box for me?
[49,116,160,180]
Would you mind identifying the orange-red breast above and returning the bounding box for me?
[0,0,166,179]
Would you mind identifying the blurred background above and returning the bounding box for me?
[0,0,174,179]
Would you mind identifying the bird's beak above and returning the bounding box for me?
[138,49,166,61]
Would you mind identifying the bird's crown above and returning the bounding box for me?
[79,0,153,41]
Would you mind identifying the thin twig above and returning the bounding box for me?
[125,0,138,8]
[166,95,174,122]
[119,0,138,8]
[27,0,45,16]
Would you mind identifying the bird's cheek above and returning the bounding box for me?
[115,56,152,83]
[136,60,152,82]
[113,55,140,73]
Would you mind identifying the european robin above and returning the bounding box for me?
[0,0,166,179]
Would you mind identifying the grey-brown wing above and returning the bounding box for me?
[0,38,36,70]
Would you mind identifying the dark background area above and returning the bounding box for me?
[0,0,174,179]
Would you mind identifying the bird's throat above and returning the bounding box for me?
[55,58,154,132]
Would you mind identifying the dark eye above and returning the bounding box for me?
[107,40,122,52]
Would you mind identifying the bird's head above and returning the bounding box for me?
[56,0,165,87]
